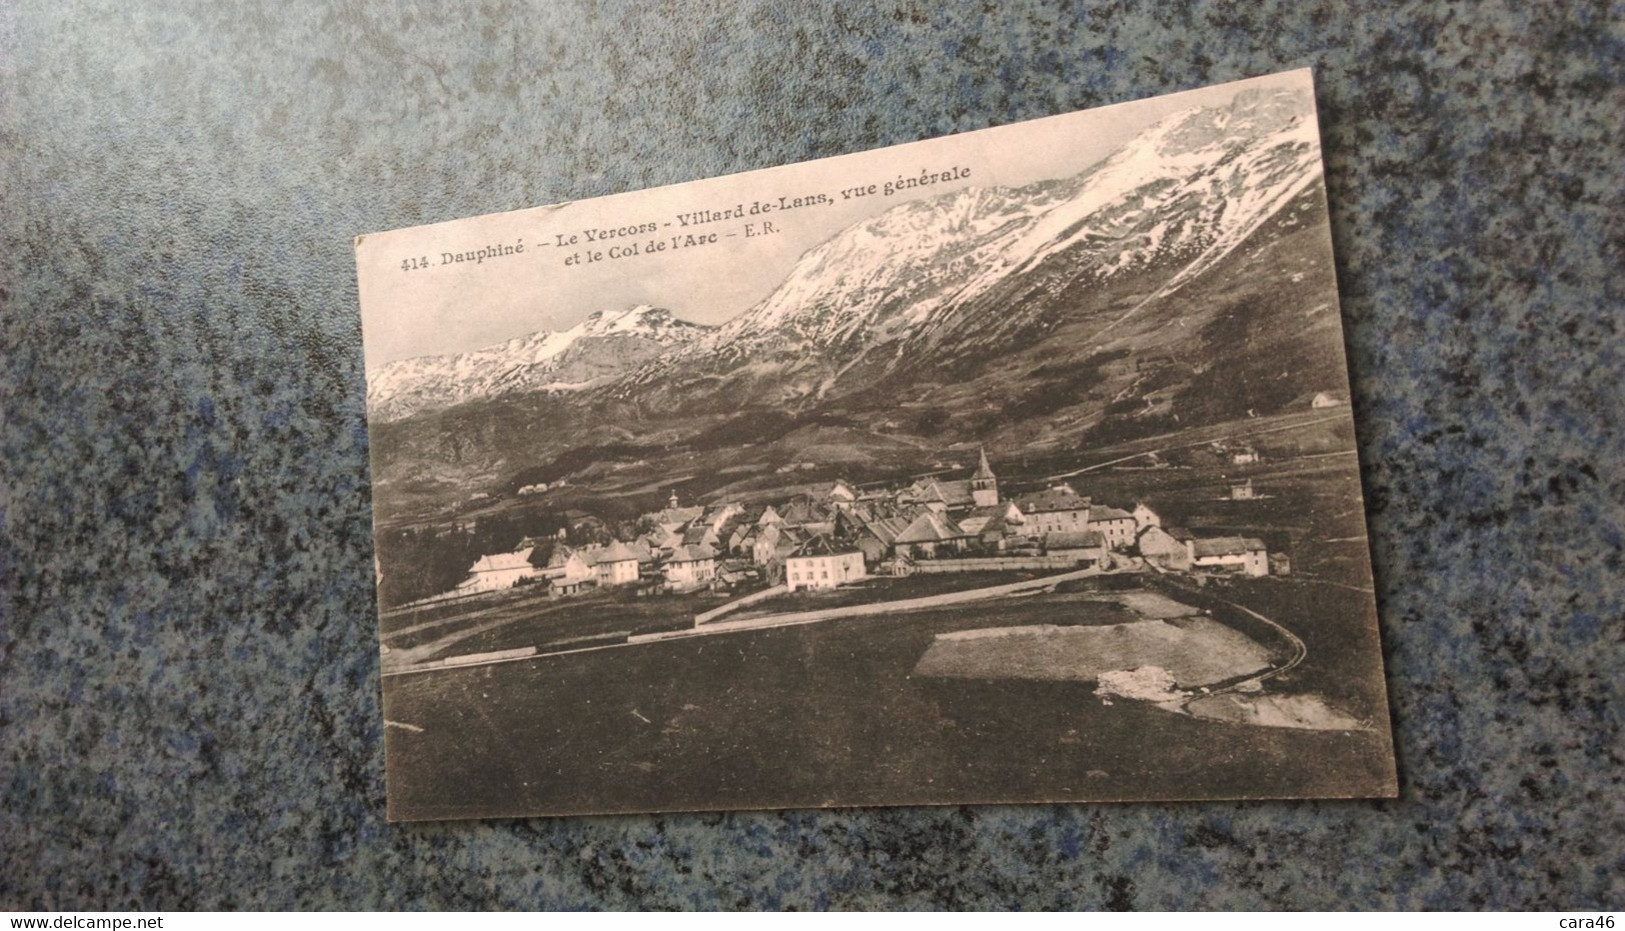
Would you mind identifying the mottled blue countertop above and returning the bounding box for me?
[2,0,1620,910]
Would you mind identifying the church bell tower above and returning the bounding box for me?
[971,446,999,507]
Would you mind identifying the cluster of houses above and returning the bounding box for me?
[450,447,1281,600]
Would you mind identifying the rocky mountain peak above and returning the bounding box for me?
[366,304,712,421]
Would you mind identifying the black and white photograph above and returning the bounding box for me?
[355,69,1397,821]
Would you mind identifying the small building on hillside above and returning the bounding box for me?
[785,536,867,592]
[595,541,642,586]
[456,547,537,594]
[1189,537,1270,577]
[1311,391,1345,408]
[664,543,718,591]
[1230,478,1256,500]
[1231,446,1260,465]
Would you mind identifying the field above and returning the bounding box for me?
[727,571,1058,620]
[379,587,729,669]
[381,576,1394,820]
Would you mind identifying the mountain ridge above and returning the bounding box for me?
[365,84,1346,514]
[366,305,712,422]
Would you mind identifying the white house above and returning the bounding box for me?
[785,536,867,592]
[751,524,785,565]
[595,541,642,586]
[1137,526,1193,571]
[1086,505,1138,550]
[456,547,536,593]
[544,546,597,595]
[1132,502,1162,531]
[698,502,744,534]
[1230,446,1260,465]
[664,543,718,591]
[1189,537,1269,577]
[812,480,858,509]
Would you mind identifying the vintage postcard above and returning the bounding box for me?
[356,69,1396,821]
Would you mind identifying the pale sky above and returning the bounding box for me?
[356,70,1312,370]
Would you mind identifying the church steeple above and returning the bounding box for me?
[971,446,999,506]
[973,446,996,481]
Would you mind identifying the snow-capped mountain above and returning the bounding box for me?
[624,86,1323,401]
[367,305,711,422]
[371,86,1323,425]
[367,85,1347,509]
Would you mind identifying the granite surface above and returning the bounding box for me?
[2,0,1620,910]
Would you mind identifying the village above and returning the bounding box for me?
[436,446,1284,613]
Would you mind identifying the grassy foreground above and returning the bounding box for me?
[382,587,1394,820]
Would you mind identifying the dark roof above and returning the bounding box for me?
[899,477,974,507]
[846,509,913,545]
[1089,505,1134,522]
[668,543,717,563]
[960,502,1021,535]
[547,546,584,568]
[780,500,832,525]
[903,478,975,507]
[1015,487,1091,514]
[809,480,856,499]
[649,505,704,526]
[1192,537,1267,558]
[895,511,971,544]
[681,524,717,546]
[972,446,997,481]
[788,535,861,559]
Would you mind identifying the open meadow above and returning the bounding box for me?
[382,579,1393,819]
